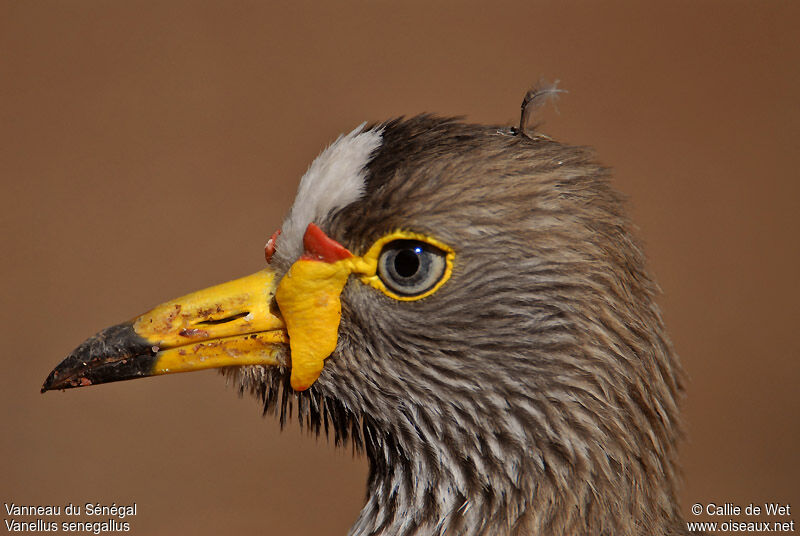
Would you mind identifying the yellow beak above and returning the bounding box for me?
[42,225,365,394]
[41,269,289,392]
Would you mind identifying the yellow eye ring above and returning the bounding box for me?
[356,231,455,301]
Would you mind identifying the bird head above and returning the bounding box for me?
[43,116,687,535]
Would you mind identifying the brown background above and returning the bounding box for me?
[2,1,798,534]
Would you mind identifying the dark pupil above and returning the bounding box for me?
[393,248,420,278]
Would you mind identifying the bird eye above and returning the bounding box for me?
[359,231,454,301]
[377,240,448,297]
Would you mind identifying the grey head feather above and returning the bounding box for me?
[225,116,693,536]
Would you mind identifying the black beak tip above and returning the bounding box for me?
[41,322,157,394]
[41,367,63,393]
[41,358,94,393]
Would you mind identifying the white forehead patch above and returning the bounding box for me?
[275,123,383,265]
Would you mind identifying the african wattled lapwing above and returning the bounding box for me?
[43,93,696,536]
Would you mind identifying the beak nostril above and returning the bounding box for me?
[196,312,250,326]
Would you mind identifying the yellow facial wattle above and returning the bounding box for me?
[275,257,354,391]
